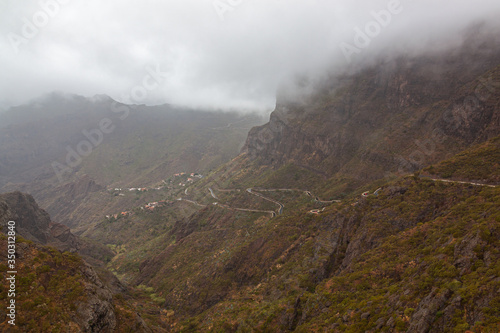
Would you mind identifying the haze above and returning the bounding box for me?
[1,0,500,112]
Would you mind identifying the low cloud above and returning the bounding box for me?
[1,0,499,112]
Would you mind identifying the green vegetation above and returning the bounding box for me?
[107,134,500,332]
[423,135,500,183]
[0,243,86,332]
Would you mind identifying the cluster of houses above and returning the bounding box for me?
[112,187,151,192]
[143,200,169,211]
[109,172,203,194]
[105,200,172,220]
[106,211,134,220]
[174,172,203,187]
[174,172,203,179]
[105,171,204,220]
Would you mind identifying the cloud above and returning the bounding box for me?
[1,0,499,112]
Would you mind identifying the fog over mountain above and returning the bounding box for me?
[1,0,500,112]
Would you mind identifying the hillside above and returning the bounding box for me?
[0,94,264,230]
[0,192,171,332]
[422,135,500,184]
[78,37,500,331]
[243,32,500,188]
[0,32,499,332]
[0,191,113,265]
[125,135,499,332]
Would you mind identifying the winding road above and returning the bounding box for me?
[208,188,219,200]
[206,187,342,217]
[106,175,498,220]
[246,188,285,215]
[427,178,498,188]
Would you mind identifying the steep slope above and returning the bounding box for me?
[0,191,113,264]
[110,36,500,330]
[422,135,500,184]
[0,235,159,332]
[0,192,167,332]
[243,33,500,186]
[3,30,498,332]
[160,135,500,332]
[0,93,263,188]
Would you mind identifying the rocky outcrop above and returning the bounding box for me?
[76,262,118,332]
[0,191,114,261]
[0,191,52,243]
[62,174,103,200]
[43,175,104,228]
[407,288,452,333]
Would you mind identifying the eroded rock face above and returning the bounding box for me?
[44,175,104,229]
[0,191,113,258]
[407,288,452,333]
[243,38,500,180]
[0,191,51,243]
[454,230,485,275]
[76,262,117,333]
[0,191,80,249]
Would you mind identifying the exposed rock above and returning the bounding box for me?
[76,262,117,332]
[0,191,114,263]
[0,191,152,332]
[454,230,485,275]
[63,174,103,201]
[242,38,500,180]
[375,317,386,330]
[0,191,51,243]
[407,288,452,333]
[360,312,371,320]
[428,296,462,333]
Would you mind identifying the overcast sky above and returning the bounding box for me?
[1,0,500,112]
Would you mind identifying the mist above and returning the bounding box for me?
[1,0,500,112]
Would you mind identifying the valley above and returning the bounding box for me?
[1,30,500,332]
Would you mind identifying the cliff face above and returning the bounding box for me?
[243,37,500,181]
[0,191,52,244]
[0,191,109,256]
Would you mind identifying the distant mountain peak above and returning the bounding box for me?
[90,94,115,103]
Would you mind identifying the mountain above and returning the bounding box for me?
[0,94,264,230]
[69,35,500,331]
[1,30,499,332]
[0,192,165,332]
[243,32,500,185]
[99,133,499,332]
[168,135,500,332]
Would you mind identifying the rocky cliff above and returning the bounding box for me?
[0,191,113,261]
[243,32,500,181]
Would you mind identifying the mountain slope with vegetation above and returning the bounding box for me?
[0,191,169,332]
[0,94,264,230]
[243,30,500,186]
[94,36,500,330]
[1,30,499,332]
[168,136,500,332]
